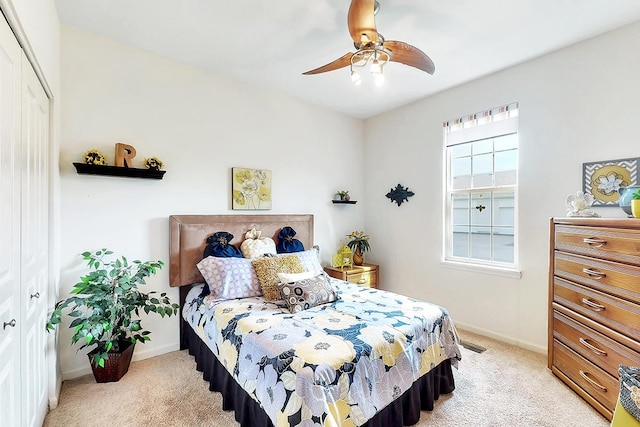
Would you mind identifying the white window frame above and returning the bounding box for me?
[441,103,521,279]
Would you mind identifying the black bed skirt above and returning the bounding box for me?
[185,323,455,427]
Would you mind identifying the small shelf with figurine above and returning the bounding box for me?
[332,200,357,204]
[73,163,166,179]
[73,144,166,180]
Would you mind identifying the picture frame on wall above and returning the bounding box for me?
[582,157,639,206]
[231,167,272,210]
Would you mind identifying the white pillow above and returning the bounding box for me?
[240,228,277,258]
[277,271,315,283]
[287,247,323,275]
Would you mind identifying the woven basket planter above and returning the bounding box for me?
[88,342,135,383]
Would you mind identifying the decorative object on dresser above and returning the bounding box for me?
[548,218,640,421]
[630,188,640,218]
[565,191,600,217]
[324,263,379,288]
[386,183,415,206]
[46,249,179,383]
[619,186,640,217]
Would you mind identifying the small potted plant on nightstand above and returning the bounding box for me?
[346,231,371,266]
[46,249,179,383]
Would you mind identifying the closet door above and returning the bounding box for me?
[21,53,49,427]
[0,12,50,427]
[0,13,23,427]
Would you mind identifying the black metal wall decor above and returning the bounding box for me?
[386,184,415,206]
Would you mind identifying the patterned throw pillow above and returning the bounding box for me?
[276,273,339,313]
[196,256,261,300]
[252,255,304,301]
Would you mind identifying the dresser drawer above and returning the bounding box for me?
[553,339,619,412]
[555,224,640,265]
[554,251,640,304]
[552,310,640,378]
[347,271,377,288]
[553,277,640,339]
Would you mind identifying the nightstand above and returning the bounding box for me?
[324,263,379,288]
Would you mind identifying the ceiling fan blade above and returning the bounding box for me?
[302,53,354,75]
[348,0,379,46]
[384,40,435,75]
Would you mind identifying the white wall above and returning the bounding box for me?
[59,26,366,378]
[364,21,637,352]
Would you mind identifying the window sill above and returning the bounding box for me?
[440,260,522,279]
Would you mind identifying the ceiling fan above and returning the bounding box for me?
[302,0,435,85]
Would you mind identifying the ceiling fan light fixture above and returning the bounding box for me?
[373,72,385,87]
[351,69,362,85]
[370,59,382,75]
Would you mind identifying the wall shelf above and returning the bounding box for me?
[332,200,357,204]
[73,162,166,179]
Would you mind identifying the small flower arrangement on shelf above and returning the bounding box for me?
[336,190,350,201]
[83,149,106,165]
[143,157,164,171]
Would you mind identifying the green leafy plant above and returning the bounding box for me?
[632,189,640,200]
[346,231,371,254]
[46,249,179,368]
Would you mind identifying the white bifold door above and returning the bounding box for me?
[0,10,51,427]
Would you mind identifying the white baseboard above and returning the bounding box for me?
[455,321,547,355]
[61,342,181,380]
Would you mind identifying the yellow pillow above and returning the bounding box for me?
[252,255,304,301]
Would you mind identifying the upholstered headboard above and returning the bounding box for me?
[169,214,314,348]
[169,214,314,288]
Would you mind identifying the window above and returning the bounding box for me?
[443,103,519,273]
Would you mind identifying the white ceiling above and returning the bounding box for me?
[54,0,640,119]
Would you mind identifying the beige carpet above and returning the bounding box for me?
[44,330,609,427]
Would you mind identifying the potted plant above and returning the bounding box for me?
[632,189,640,218]
[346,231,371,266]
[46,249,179,382]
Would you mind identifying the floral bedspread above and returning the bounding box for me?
[183,280,461,427]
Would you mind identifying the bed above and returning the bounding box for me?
[169,214,461,427]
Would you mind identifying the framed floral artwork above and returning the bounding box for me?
[582,157,639,206]
[232,167,272,210]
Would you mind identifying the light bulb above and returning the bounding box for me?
[374,72,385,87]
[351,70,362,85]
[370,59,382,76]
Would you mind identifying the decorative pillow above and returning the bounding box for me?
[252,255,304,301]
[203,232,242,259]
[196,256,261,300]
[276,273,339,313]
[285,247,323,275]
[277,271,315,283]
[241,228,277,259]
[276,226,305,253]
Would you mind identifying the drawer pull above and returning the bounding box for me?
[578,337,608,356]
[358,278,367,284]
[579,370,607,392]
[582,237,607,247]
[582,268,606,279]
[581,298,605,311]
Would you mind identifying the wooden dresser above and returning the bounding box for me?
[324,263,379,288]
[549,218,640,420]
